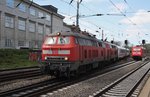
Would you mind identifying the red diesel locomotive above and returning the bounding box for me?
[40,31,129,77]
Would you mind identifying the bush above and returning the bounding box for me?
[0,49,38,70]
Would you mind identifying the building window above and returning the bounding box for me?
[5,39,12,47]
[37,40,42,48]
[5,15,14,28]
[18,19,26,31]
[29,21,35,32]
[46,26,50,35]
[38,11,44,18]
[30,7,36,16]
[6,0,14,8]
[46,14,51,21]
[38,24,44,34]
[18,41,24,46]
[18,3,26,12]
[29,41,34,48]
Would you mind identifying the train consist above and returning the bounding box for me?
[131,46,146,60]
[40,31,129,77]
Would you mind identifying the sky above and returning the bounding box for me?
[33,0,150,46]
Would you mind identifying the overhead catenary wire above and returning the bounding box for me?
[109,0,147,33]
[69,0,83,26]
[76,2,124,33]
[60,0,124,41]
[108,0,147,44]
[122,0,148,37]
[60,0,140,42]
[60,0,77,9]
[80,2,127,36]
[109,0,136,25]
[123,0,133,11]
[61,0,122,27]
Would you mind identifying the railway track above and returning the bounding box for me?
[0,61,136,97]
[0,66,38,72]
[0,67,41,82]
[0,78,65,97]
[90,61,150,97]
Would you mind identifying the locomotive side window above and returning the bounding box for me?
[91,41,93,46]
[109,45,112,48]
[112,45,117,49]
[58,36,70,44]
[78,38,98,47]
[87,40,92,46]
[75,38,79,44]
[91,41,97,47]
[78,38,84,45]
[98,42,102,47]
[44,37,57,44]
[102,43,106,48]
[83,39,87,45]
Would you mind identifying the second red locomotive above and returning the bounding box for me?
[131,46,145,60]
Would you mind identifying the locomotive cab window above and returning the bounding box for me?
[133,48,141,51]
[58,36,70,44]
[44,37,57,44]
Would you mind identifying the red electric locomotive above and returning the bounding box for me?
[131,46,145,60]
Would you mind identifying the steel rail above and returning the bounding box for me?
[0,67,41,82]
[90,61,150,97]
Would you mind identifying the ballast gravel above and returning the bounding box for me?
[0,75,51,93]
[43,61,143,97]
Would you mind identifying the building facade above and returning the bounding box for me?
[0,0,64,49]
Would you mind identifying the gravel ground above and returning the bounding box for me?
[41,61,143,97]
[0,75,51,93]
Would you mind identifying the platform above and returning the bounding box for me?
[138,76,150,97]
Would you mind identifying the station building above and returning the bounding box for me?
[0,0,69,49]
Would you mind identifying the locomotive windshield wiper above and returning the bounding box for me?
[60,37,65,44]
[52,37,54,42]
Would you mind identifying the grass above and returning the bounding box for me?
[0,49,39,70]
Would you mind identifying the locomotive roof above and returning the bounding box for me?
[132,46,145,49]
[47,31,98,41]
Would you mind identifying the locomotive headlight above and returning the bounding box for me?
[64,57,68,61]
[45,57,47,60]
[57,32,61,36]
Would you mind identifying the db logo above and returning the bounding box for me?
[53,50,58,54]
